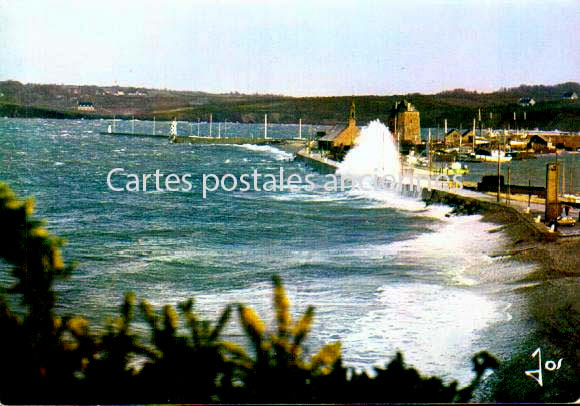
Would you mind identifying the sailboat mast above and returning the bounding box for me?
[299,118,302,139]
[395,116,398,152]
[428,128,432,176]
[472,118,476,153]
[497,129,501,202]
[264,114,268,139]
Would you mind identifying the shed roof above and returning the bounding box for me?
[318,124,348,141]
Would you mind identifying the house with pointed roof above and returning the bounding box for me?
[519,97,536,107]
[77,101,95,111]
[443,129,462,146]
[316,101,360,160]
[562,91,578,100]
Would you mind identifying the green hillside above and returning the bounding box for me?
[1,81,578,131]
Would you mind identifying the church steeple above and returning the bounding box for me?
[349,100,356,126]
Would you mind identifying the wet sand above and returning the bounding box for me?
[478,208,579,402]
[483,209,580,279]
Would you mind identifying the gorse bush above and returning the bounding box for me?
[0,182,498,403]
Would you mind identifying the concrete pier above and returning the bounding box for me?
[295,149,339,173]
[101,131,309,147]
[172,136,308,146]
[99,131,168,138]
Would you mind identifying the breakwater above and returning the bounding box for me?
[295,148,561,241]
[99,131,168,138]
[173,136,307,146]
[295,149,338,173]
[421,188,556,241]
[101,131,308,147]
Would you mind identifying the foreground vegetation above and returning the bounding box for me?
[0,182,496,403]
[0,182,577,403]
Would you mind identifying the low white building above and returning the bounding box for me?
[518,97,536,107]
[77,101,95,111]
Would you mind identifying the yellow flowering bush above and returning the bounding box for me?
[0,183,497,403]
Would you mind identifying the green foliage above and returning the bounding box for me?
[1,80,579,130]
[0,183,498,403]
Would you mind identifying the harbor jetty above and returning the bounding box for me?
[172,136,308,146]
[296,147,579,241]
[98,131,167,139]
[99,106,578,240]
[101,130,308,146]
[100,115,310,147]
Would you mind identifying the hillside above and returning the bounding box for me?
[0,81,578,131]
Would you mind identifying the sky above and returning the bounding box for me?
[0,0,578,96]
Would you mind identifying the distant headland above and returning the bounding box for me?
[0,80,578,131]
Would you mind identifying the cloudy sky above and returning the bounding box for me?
[0,0,578,96]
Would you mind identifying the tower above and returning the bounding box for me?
[388,100,421,145]
[169,117,178,141]
[349,100,356,126]
[545,163,560,223]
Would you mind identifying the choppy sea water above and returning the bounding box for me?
[0,118,540,385]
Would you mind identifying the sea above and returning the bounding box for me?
[0,117,549,386]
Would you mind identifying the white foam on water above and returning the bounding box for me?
[342,283,504,386]
[132,271,503,387]
[346,188,450,217]
[236,144,294,161]
[352,214,512,284]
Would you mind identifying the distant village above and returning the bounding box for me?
[312,95,580,164]
[0,80,578,134]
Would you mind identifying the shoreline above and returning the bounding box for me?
[471,206,579,402]
[295,147,579,400]
[481,208,580,279]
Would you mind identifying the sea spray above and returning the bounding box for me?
[337,120,401,178]
[1,118,532,389]
[335,119,425,201]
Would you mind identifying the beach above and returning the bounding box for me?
[475,207,579,402]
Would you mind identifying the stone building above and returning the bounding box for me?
[317,101,361,160]
[388,100,421,145]
[444,129,462,146]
